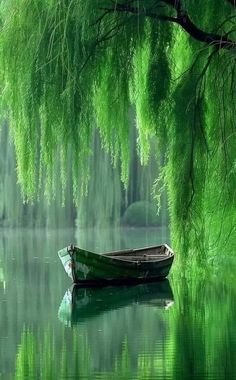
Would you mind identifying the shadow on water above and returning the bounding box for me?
[58,280,174,327]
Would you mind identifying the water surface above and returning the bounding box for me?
[0,228,235,379]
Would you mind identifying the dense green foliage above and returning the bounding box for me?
[1,0,236,257]
[0,0,170,196]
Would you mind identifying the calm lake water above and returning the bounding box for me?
[0,228,235,380]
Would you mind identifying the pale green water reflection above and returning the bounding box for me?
[0,228,236,380]
[75,226,170,252]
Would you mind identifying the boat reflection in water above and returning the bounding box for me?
[58,280,174,327]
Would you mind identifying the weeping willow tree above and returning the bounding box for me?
[1,0,236,260]
[0,122,76,228]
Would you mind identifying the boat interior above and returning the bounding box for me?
[104,245,173,262]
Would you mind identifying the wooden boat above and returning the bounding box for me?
[58,281,174,326]
[58,243,174,285]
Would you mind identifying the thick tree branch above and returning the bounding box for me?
[103,1,236,50]
[100,4,177,23]
[176,14,234,49]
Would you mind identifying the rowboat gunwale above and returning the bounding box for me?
[103,243,174,255]
[59,243,174,261]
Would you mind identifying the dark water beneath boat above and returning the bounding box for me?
[0,228,235,380]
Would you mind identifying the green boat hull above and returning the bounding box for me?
[58,244,174,285]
